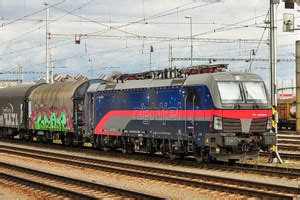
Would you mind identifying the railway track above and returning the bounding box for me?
[0,172,96,200]
[1,139,300,179]
[278,130,297,135]
[1,162,160,199]
[1,145,300,199]
[278,133,300,152]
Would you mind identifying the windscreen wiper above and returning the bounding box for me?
[244,87,259,109]
[233,100,241,109]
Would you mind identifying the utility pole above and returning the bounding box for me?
[149,45,154,71]
[169,44,173,70]
[269,0,282,164]
[270,0,278,106]
[296,41,300,134]
[185,16,193,68]
[282,0,300,133]
[44,0,51,83]
[17,62,23,83]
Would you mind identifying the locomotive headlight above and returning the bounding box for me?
[213,116,223,130]
[267,117,272,130]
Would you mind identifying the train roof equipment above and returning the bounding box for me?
[112,64,228,82]
[88,71,263,94]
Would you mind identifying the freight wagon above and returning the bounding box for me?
[278,97,296,130]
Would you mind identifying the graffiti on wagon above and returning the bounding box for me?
[31,108,73,132]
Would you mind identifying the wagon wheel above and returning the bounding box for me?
[64,134,73,146]
[19,132,25,141]
[36,135,43,143]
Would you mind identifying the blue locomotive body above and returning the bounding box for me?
[85,72,276,162]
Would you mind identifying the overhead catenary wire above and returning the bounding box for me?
[0,0,3,19]
[23,0,26,17]
[86,1,216,36]
[0,0,95,47]
[0,0,65,28]
[23,39,166,71]
[0,0,270,65]
[52,5,141,37]
[5,14,274,72]
[193,13,268,38]
[247,9,270,72]
[0,0,99,73]
[1,1,295,79]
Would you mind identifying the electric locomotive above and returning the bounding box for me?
[85,71,275,162]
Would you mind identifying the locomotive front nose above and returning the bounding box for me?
[207,115,276,162]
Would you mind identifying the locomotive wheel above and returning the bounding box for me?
[146,139,155,155]
[121,137,134,154]
[160,142,168,157]
[93,136,101,149]
[121,146,134,154]
[103,147,111,152]
[121,143,134,154]
[168,140,177,160]
[194,148,204,163]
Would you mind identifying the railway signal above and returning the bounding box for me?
[296,42,300,134]
[279,1,300,135]
[283,13,295,32]
[283,0,300,8]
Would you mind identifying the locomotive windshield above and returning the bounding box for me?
[243,82,267,104]
[217,82,243,104]
[217,81,268,105]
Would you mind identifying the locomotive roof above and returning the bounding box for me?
[88,72,263,92]
[185,72,262,85]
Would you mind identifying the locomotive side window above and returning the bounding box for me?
[186,87,201,107]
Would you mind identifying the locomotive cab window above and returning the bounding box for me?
[217,82,243,104]
[242,82,267,104]
[186,87,201,107]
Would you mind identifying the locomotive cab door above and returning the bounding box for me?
[184,87,200,152]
